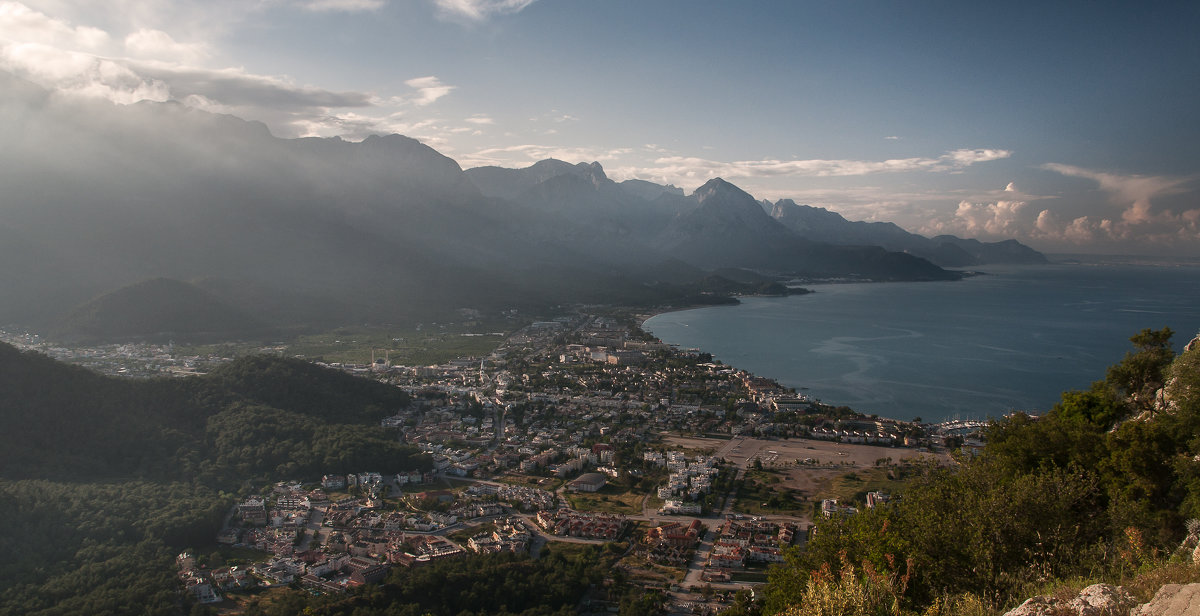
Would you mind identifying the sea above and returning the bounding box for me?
[643,260,1200,424]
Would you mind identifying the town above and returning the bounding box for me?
[5,314,969,614]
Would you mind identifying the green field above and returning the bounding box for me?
[287,325,508,365]
[567,485,645,515]
[731,470,805,516]
[179,322,509,366]
[448,522,496,545]
[813,465,914,506]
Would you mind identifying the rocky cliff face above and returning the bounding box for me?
[1155,334,1200,414]
[1003,523,1200,616]
[1002,582,1200,616]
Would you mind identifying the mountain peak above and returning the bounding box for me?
[694,177,743,198]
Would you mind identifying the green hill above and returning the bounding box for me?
[760,328,1200,615]
[0,344,430,615]
[0,341,423,482]
[50,277,270,343]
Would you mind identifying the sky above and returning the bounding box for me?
[2,0,1199,255]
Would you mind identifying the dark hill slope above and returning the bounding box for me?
[205,354,409,424]
[51,277,268,343]
[0,343,419,482]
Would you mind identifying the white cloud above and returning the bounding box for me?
[433,0,535,22]
[123,28,206,63]
[300,0,385,11]
[2,24,375,138]
[0,1,110,50]
[636,148,1011,184]
[1041,163,1199,243]
[404,75,454,105]
[459,143,631,169]
[464,114,493,125]
[0,43,171,103]
[1043,163,1189,218]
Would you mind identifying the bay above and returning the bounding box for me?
[643,263,1200,423]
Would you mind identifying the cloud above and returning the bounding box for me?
[464,114,493,125]
[300,0,386,11]
[0,2,429,139]
[1031,210,1113,244]
[433,0,536,22]
[639,148,1011,183]
[1043,163,1190,217]
[920,197,1030,238]
[404,75,454,105]
[884,135,900,140]
[0,1,109,50]
[458,143,632,169]
[124,28,207,63]
[133,63,372,109]
[1040,163,1198,242]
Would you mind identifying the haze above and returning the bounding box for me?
[2,0,1199,256]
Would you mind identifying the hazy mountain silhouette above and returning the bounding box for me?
[0,72,1041,339]
[51,278,268,343]
[657,180,957,280]
[767,199,1047,267]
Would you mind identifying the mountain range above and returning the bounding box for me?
[766,199,1048,267]
[0,72,1045,342]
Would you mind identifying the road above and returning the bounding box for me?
[297,504,327,552]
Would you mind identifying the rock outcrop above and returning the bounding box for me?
[1131,584,1200,616]
[1003,584,1138,616]
[1004,582,1200,616]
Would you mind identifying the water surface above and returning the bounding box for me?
[644,264,1200,423]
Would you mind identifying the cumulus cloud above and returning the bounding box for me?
[1043,163,1190,219]
[1031,210,1113,244]
[464,114,494,125]
[404,75,454,105]
[433,0,536,22]
[0,2,446,139]
[1040,163,1199,244]
[123,28,206,63]
[0,1,110,50]
[919,195,1029,238]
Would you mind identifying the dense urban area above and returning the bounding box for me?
[2,314,971,614]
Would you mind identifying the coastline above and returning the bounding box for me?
[635,264,1200,424]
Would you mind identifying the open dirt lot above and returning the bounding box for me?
[663,435,950,523]
[666,435,946,473]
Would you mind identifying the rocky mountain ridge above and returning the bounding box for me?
[767,199,1049,267]
[2,71,1044,341]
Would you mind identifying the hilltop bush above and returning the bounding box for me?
[760,328,1200,614]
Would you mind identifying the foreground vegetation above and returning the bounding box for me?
[0,343,428,616]
[755,328,1200,615]
[3,325,1199,616]
[234,545,661,616]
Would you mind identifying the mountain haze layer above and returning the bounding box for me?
[0,73,1042,339]
[768,199,1049,267]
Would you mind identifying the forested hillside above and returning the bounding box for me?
[756,328,1200,615]
[0,343,427,615]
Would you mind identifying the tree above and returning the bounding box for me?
[1105,327,1175,413]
